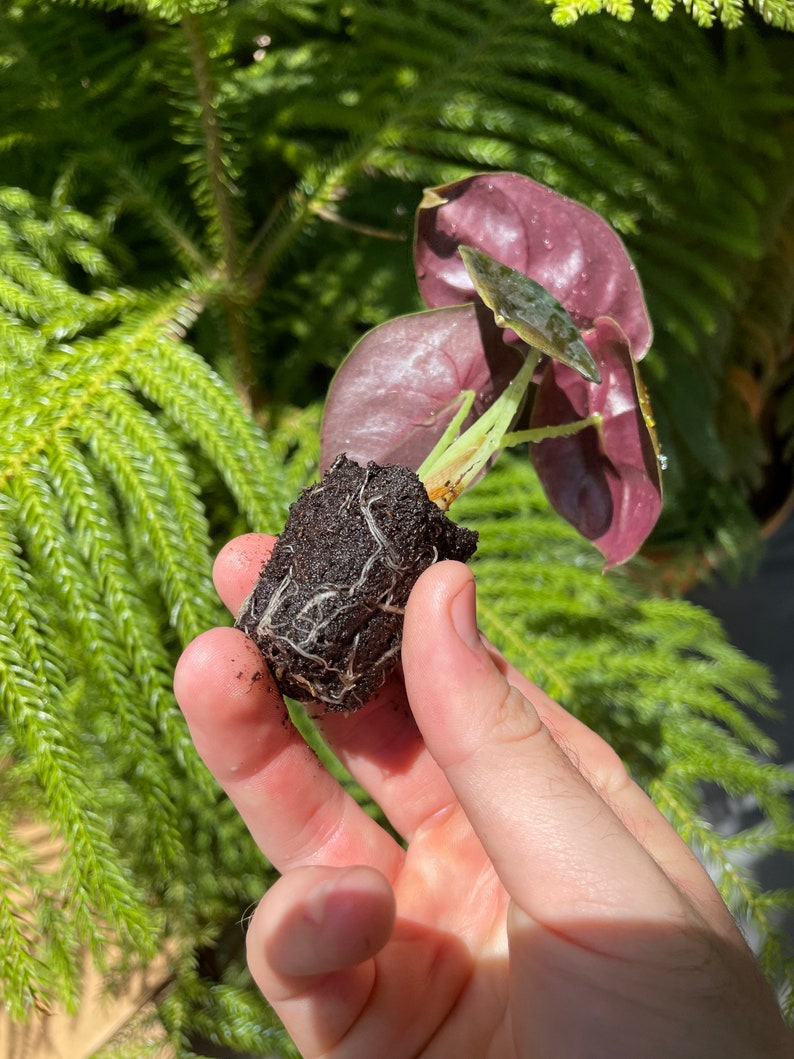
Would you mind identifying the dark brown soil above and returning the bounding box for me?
[235,454,478,711]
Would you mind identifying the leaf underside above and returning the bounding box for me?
[319,302,522,472]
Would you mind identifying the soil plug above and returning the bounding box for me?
[235,454,477,711]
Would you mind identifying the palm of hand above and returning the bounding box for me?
[255,678,518,1058]
[330,801,510,1055]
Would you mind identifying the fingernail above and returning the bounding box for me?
[450,578,482,652]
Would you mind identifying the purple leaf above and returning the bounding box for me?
[530,317,663,568]
[320,303,522,473]
[415,173,653,361]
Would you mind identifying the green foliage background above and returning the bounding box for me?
[1,0,793,1054]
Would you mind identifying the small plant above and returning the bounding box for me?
[237,173,664,711]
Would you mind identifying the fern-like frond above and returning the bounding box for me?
[156,967,301,1059]
[0,190,293,1019]
[126,334,287,530]
[0,186,125,357]
[0,6,209,277]
[726,192,794,481]
[0,807,83,1021]
[0,515,159,955]
[547,0,794,29]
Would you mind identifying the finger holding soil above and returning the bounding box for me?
[214,534,463,840]
[213,532,276,614]
[174,626,404,877]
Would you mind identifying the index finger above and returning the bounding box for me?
[211,534,460,842]
[212,532,276,614]
[174,625,404,878]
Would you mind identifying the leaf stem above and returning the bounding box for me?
[418,390,476,475]
[419,350,541,510]
[417,356,604,511]
[501,412,603,448]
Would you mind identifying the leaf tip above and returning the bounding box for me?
[419,188,448,211]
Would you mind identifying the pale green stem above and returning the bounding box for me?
[417,352,604,510]
[419,350,541,510]
[416,390,476,480]
[501,412,603,448]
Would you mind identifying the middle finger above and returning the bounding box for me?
[174,625,405,879]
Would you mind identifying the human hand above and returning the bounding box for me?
[174,533,792,1059]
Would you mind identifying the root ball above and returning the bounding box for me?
[235,454,478,711]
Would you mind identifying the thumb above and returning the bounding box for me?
[402,561,687,928]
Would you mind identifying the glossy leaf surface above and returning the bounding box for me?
[415,173,653,360]
[530,317,663,567]
[320,303,521,472]
[460,245,600,383]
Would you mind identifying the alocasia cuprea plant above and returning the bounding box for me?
[237,173,664,711]
[322,172,663,566]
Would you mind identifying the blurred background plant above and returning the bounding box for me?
[1,1,793,1055]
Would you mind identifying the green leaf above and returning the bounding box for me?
[459,245,601,383]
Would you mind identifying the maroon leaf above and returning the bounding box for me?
[530,317,663,568]
[415,173,653,361]
[320,303,522,473]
